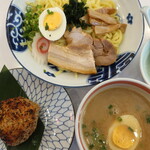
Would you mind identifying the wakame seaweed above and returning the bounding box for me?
[0,66,28,100]
[63,0,91,29]
[0,66,44,150]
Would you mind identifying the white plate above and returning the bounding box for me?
[6,0,144,87]
[0,68,75,150]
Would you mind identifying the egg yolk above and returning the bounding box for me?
[44,12,62,31]
[112,125,136,149]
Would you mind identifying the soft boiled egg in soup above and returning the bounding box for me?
[108,115,142,150]
[39,7,66,41]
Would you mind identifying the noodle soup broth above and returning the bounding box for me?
[76,79,150,150]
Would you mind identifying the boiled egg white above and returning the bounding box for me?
[107,115,142,150]
[39,7,66,41]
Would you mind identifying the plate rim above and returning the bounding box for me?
[5,0,145,88]
[0,67,75,150]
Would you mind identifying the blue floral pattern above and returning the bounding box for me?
[6,5,27,52]
[44,69,56,77]
[127,13,133,24]
[88,52,135,84]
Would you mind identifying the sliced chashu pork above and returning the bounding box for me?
[64,27,117,66]
[88,9,118,25]
[48,43,97,74]
[96,7,117,14]
[48,27,96,74]
[64,27,93,46]
[80,8,116,25]
[48,27,118,74]
[92,38,117,66]
[89,18,108,26]
[94,23,127,35]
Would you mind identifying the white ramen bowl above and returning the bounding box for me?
[75,78,150,150]
[6,0,144,87]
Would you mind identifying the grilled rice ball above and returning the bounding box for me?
[0,97,40,146]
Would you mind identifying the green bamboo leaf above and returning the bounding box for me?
[0,66,27,100]
[0,66,45,150]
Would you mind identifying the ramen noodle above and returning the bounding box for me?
[27,0,69,9]
[27,0,124,49]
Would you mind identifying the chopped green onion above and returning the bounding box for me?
[128,126,134,132]
[82,124,87,129]
[108,104,113,109]
[84,131,89,137]
[146,115,150,124]
[47,9,54,15]
[117,117,122,122]
[82,122,107,150]
[89,144,94,149]
[109,111,113,115]
[92,127,97,132]
[22,4,44,41]
[36,5,42,9]
[45,23,49,30]
[20,42,27,46]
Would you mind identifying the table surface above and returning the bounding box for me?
[0,0,150,149]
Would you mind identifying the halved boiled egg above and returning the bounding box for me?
[108,115,142,150]
[39,7,66,41]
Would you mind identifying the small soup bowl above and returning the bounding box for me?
[141,6,150,27]
[140,40,150,85]
[140,6,150,85]
[75,78,150,150]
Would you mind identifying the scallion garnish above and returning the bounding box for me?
[117,117,122,122]
[82,123,107,150]
[47,9,54,15]
[84,131,89,137]
[82,124,87,129]
[89,144,94,149]
[22,4,44,47]
[45,23,49,30]
[36,5,42,9]
[146,115,150,124]
[108,104,113,109]
[128,126,134,132]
